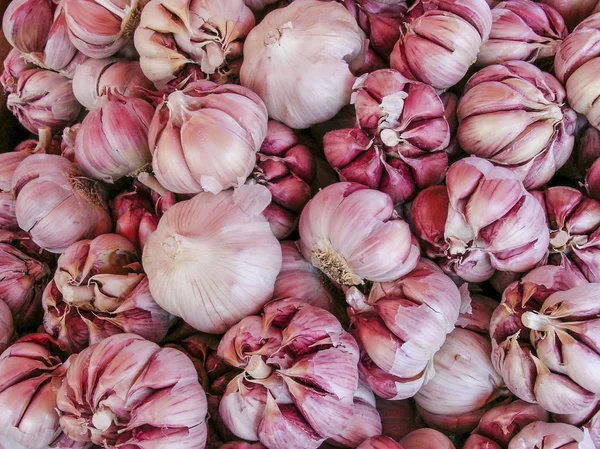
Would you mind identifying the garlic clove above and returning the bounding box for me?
[330,398,382,448]
[219,377,267,442]
[257,394,325,449]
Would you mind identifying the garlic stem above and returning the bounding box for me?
[137,172,168,196]
[246,354,273,380]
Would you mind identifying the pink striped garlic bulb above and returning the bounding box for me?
[347,258,462,400]
[390,0,493,90]
[324,69,451,205]
[216,298,361,449]
[457,61,577,189]
[0,334,67,449]
[2,0,86,77]
[149,80,268,194]
[477,0,567,67]
[555,13,600,131]
[508,421,595,449]
[56,333,208,448]
[298,182,420,287]
[42,234,172,354]
[411,157,550,283]
[490,264,600,414]
[134,0,255,91]
[533,187,600,282]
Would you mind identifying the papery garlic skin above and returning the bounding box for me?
[508,421,594,449]
[63,0,145,59]
[217,298,361,449]
[253,121,317,239]
[539,0,600,30]
[457,61,576,189]
[533,187,600,282]
[143,185,282,334]
[6,69,82,135]
[12,154,112,254]
[56,333,208,448]
[554,13,600,131]
[471,400,550,447]
[390,0,493,90]
[0,334,66,449]
[42,234,172,354]
[477,0,567,66]
[240,0,367,129]
[0,300,13,354]
[411,157,550,283]
[357,436,403,449]
[400,428,456,449]
[414,328,509,434]
[149,80,268,194]
[349,258,461,400]
[325,69,450,205]
[299,182,420,286]
[74,91,154,183]
[135,0,255,91]
[72,58,154,109]
[490,264,600,415]
[272,241,342,314]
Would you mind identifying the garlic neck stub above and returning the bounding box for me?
[311,238,363,286]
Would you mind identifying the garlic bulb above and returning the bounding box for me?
[490,264,600,415]
[325,69,451,205]
[390,0,493,90]
[63,0,145,58]
[142,185,282,334]
[56,333,208,448]
[508,421,595,449]
[298,182,420,286]
[349,258,462,400]
[414,328,510,434]
[400,429,456,449]
[2,0,86,77]
[457,61,577,189]
[533,187,600,282]
[216,298,361,449]
[240,0,368,129]
[72,58,154,109]
[411,157,550,283]
[554,13,600,131]
[0,48,35,94]
[149,80,268,195]
[253,120,317,239]
[357,436,402,449]
[134,0,255,91]
[6,69,82,135]
[42,234,172,354]
[539,0,600,29]
[0,232,51,330]
[74,91,155,183]
[0,334,67,449]
[477,0,567,67]
[12,154,112,253]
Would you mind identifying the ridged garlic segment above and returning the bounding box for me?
[142,185,281,333]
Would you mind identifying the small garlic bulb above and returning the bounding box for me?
[142,185,282,333]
